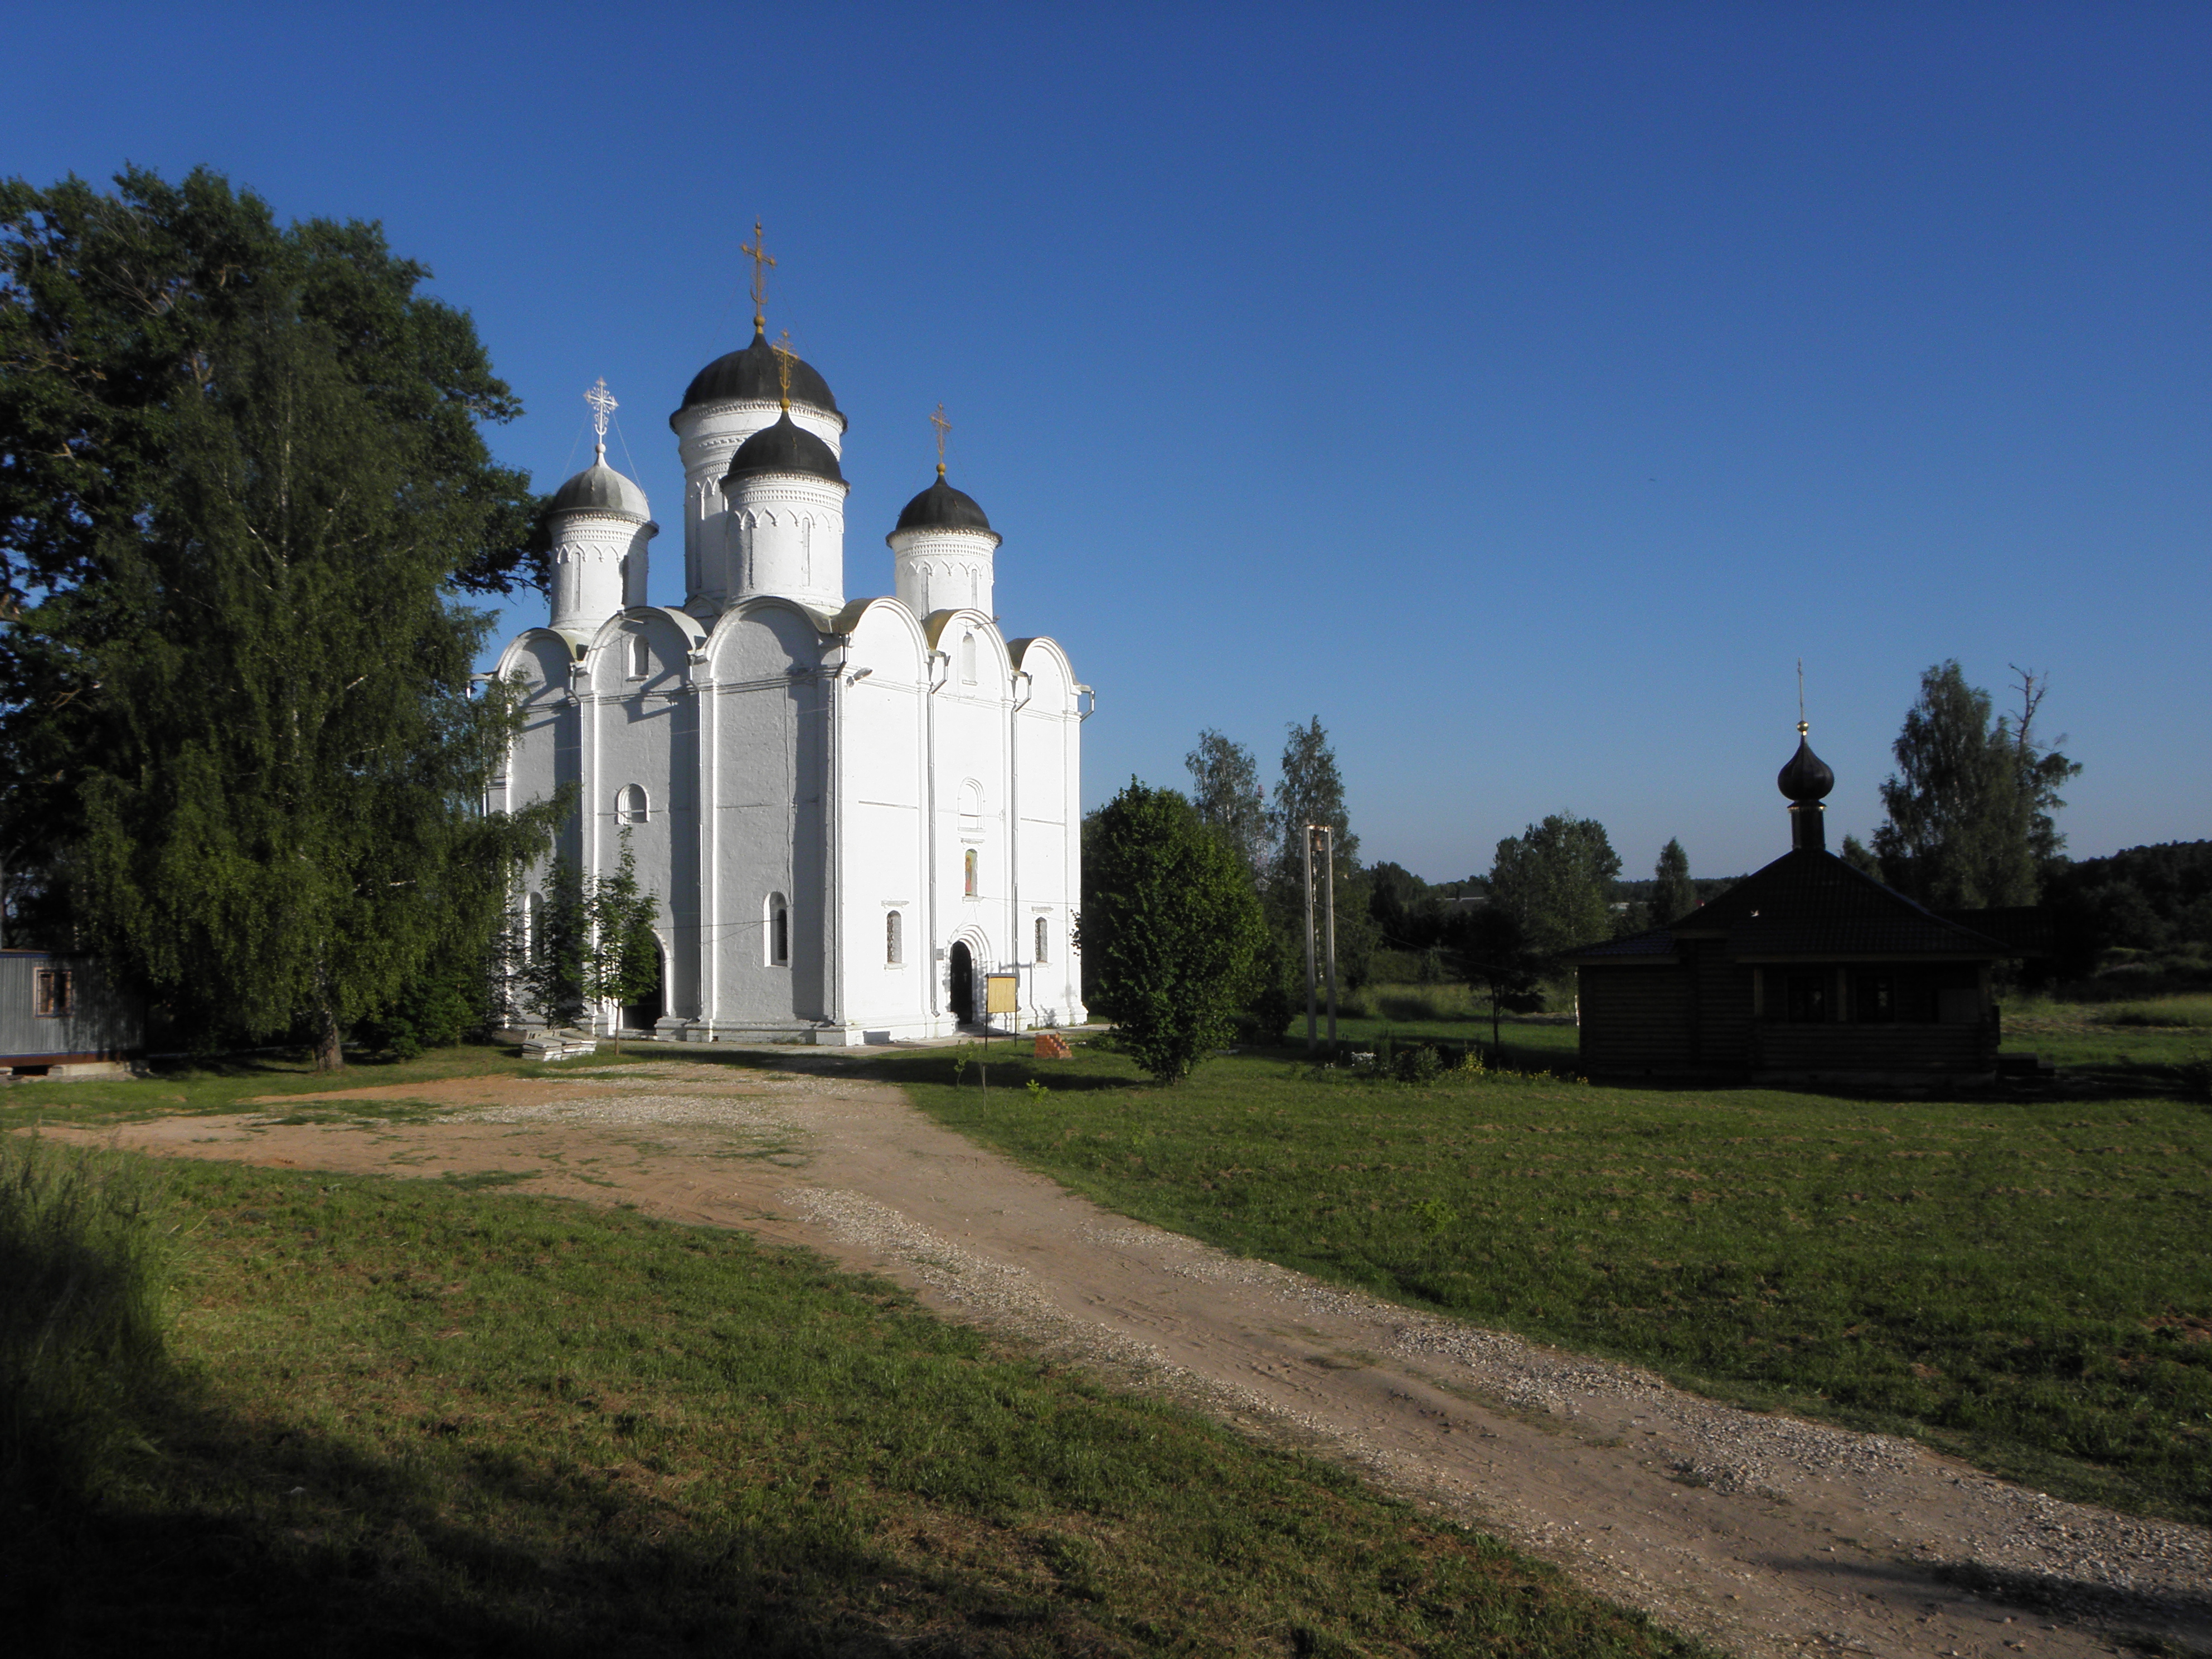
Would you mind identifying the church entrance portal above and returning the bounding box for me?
[948,940,975,1025]
[622,944,665,1034]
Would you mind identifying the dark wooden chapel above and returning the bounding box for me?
[1566,726,2014,1084]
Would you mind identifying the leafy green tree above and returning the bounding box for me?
[1871,661,2080,908]
[584,829,661,1053]
[1268,717,1375,987]
[517,865,590,1030]
[1272,716,1360,874]
[1081,780,1264,1082]
[1183,729,1270,879]
[1446,905,1544,1052]
[0,167,550,1067]
[1489,812,1622,962]
[1651,838,1696,928]
[1840,835,1883,882]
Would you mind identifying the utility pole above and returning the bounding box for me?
[1303,825,1318,1052]
[1318,826,1338,1051]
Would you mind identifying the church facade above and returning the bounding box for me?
[490,307,1089,1045]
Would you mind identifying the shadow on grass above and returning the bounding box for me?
[11,1398,1115,1658]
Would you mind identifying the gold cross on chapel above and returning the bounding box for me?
[929,403,951,476]
[770,329,796,408]
[741,219,775,331]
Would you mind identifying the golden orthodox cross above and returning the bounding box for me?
[770,329,796,408]
[741,219,775,330]
[929,403,951,476]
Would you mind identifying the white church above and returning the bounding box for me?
[490,263,1089,1045]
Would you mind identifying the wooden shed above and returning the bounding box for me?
[0,950,143,1078]
[1566,726,2013,1085]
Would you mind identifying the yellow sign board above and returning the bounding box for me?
[985,973,1020,1015]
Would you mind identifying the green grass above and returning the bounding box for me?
[875,1044,2212,1527]
[1277,982,1582,1070]
[3,1136,1702,1657]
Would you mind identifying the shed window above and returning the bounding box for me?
[1854,973,1895,1023]
[964,850,978,898]
[33,967,71,1018]
[617,784,649,824]
[629,635,649,679]
[1035,916,1049,963]
[765,893,790,966]
[1782,972,1828,1023]
[886,910,903,966]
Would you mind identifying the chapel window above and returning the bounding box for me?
[1854,973,1896,1024]
[886,910,903,966]
[1783,972,1828,1023]
[964,850,978,898]
[960,633,977,685]
[1035,916,1049,963]
[765,894,790,966]
[33,967,71,1018]
[617,784,649,825]
[629,635,649,680]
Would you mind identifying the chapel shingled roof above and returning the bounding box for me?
[1578,847,2011,962]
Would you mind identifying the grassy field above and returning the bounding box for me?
[878,1041,2212,1528]
[2,1136,1702,1658]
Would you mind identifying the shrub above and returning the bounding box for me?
[1394,1043,1443,1085]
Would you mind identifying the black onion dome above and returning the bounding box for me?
[722,412,845,487]
[549,455,649,520]
[893,471,993,535]
[681,326,839,414]
[1777,730,1836,803]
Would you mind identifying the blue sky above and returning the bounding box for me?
[9,2,2206,880]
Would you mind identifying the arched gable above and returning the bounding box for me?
[1007,637,1076,714]
[497,629,580,707]
[584,607,706,696]
[831,596,928,687]
[919,608,1012,695]
[704,593,830,683]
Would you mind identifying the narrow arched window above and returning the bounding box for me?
[1035,915,1049,963]
[629,634,649,679]
[960,632,978,685]
[958,780,983,834]
[765,892,790,966]
[964,849,978,898]
[886,910,903,966]
[617,784,648,825]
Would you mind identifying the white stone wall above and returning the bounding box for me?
[671,399,843,619]
[548,510,656,641]
[889,524,998,617]
[720,473,848,613]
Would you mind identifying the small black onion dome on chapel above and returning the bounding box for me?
[1777,727,1836,803]
[722,412,846,487]
[893,472,993,535]
[549,456,649,520]
[681,326,839,414]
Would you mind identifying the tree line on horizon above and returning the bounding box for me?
[1079,658,2212,1081]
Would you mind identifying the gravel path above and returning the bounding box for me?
[38,1057,2211,1659]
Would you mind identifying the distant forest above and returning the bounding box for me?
[2043,840,2212,986]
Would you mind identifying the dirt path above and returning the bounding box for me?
[31,1059,2210,1659]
